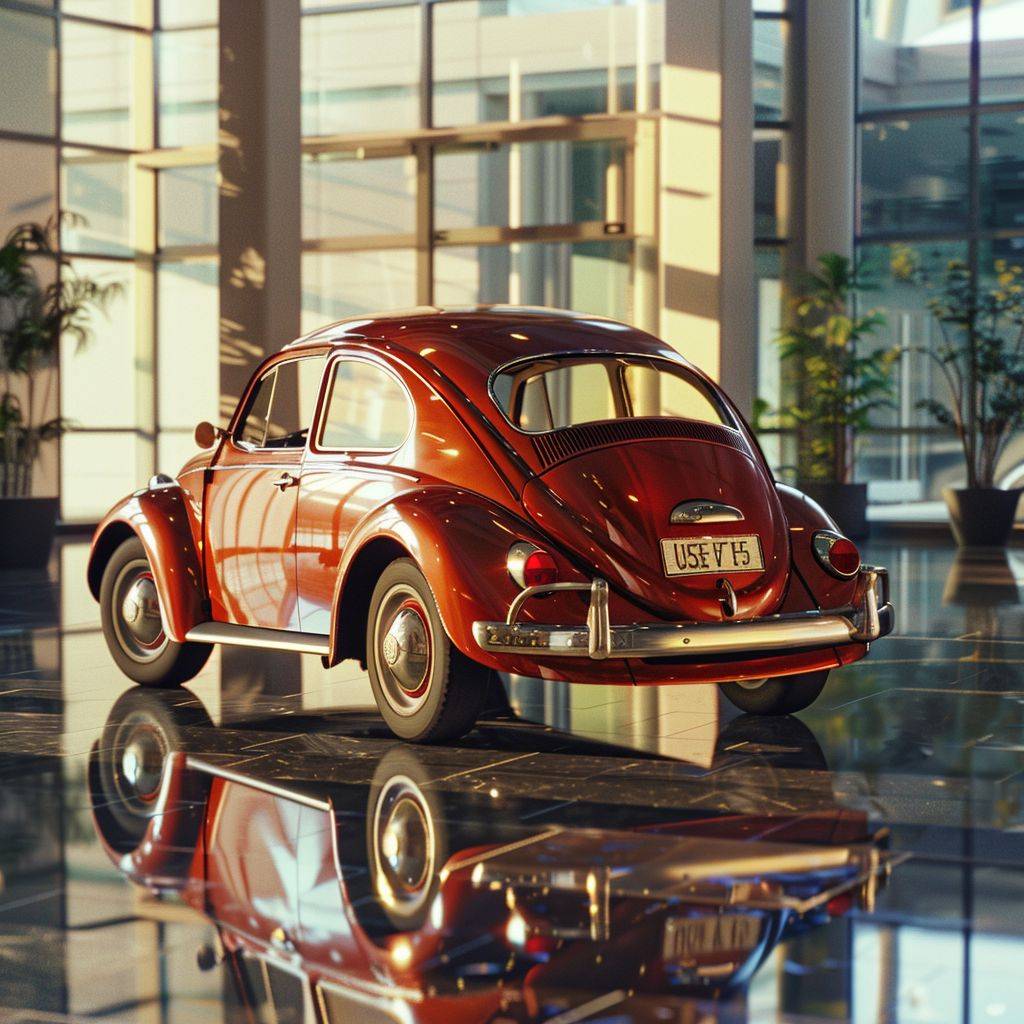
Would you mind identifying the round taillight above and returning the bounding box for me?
[812,531,861,578]
[507,541,559,589]
[522,550,558,588]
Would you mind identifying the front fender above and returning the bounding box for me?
[87,483,205,642]
[327,486,589,669]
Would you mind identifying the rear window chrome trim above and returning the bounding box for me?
[486,350,739,435]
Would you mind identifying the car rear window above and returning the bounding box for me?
[492,357,728,433]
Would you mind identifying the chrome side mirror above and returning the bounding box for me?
[194,420,225,450]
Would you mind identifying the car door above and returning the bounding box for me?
[294,354,415,634]
[205,352,327,629]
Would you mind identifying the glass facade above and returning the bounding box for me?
[6,0,1017,524]
[856,0,1024,511]
[753,0,791,471]
[298,0,654,366]
[0,1,219,520]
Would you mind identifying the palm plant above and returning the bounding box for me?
[773,253,897,484]
[0,218,121,497]
[913,257,1024,489]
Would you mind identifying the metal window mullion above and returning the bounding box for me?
[415,142,434,305]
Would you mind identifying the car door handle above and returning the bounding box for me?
[272,472,299,491]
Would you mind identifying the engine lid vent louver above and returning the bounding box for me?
[530,418,749,469]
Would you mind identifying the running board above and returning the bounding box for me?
[185,621,330,656]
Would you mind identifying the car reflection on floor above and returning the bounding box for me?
[88,688,898,1023]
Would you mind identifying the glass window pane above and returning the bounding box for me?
[981,0,1024,102]
[435,138,625,231]
[0,9,56,136]
[753,17,787,121]
[434,240,631,321]
[754,129,789,238]
[859,0,971,111]
[159,0,217,28]
[62,148,131,256]
[303,154,415,240]
[157,260,218,430]
[157,430,199,477]
[60,260,141,429]
[302,250,416,334]
[319,360,411,449]
[624,364,724,423]
[433,0,663,127]
[238,371,274,447]
[302,8,420,137]
[61,431,148,521]
[753,1,785,11]
[859,116,970,235]
[62,0,152,27]
[980,110,1024,233]
[158,166,218,248]
[755,247,786,470]
[62,22,141,148]
[854,241,969,503]
[263,358,325,448]
[0,141,56,238]
[158,28,218,147]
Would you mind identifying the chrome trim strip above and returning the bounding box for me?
[472,566,893,660]
[185,757,332,811]
[185,621,330,655]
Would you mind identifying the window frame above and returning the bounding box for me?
[309,351,415,456]
[487,351,737,435]
[231,351,330,453]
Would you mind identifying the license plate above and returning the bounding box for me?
[663,914,762,961]
[660,535,764,577]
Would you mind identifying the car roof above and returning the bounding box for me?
[283,306,677,373]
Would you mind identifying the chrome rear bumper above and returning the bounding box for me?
[471,566,893,661]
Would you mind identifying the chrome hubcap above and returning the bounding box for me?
[374,586,433,715]
[121,730,164,801]
[112,716,168,814]
[373,775,435,915]
[112,561,167,661]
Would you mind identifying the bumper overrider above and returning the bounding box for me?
[472,566,894,661]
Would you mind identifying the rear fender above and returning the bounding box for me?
[327,487,590,669]
[87,483,206,642]
[776,484,859,609]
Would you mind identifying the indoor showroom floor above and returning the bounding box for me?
[1,537,1023,1024]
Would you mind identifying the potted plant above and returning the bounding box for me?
[0,218,120,568]
[911,256,1024,547]
[771,253,897,539]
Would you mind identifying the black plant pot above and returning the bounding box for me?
[796,482,869,540]
[0,496,59,569]
[943,486,1023,548]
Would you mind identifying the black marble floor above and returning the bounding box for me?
[1,537,1023,1023]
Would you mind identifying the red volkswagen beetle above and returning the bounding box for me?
[87,307,894,741]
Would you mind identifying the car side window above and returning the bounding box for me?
[318,359,411,451]
[237,356,326,450]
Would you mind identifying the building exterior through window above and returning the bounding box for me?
[2,0,1022,524]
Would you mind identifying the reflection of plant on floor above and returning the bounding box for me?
[893,249,1024,489]
[0,218,121,497]
[765,253,897,484]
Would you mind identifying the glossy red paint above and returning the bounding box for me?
[88,483,207,642]
[87,307,887,690]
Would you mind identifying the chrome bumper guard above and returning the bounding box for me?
[472,566,893,661]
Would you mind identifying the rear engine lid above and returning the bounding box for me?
[523,436,790,622]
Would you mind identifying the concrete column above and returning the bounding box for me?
[803,0,856,264]
[218,0,302,698]
[218,0,302,411]
[659,0,755,418]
